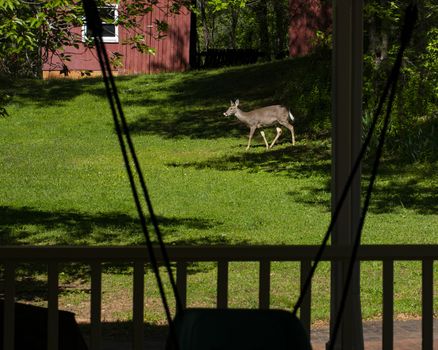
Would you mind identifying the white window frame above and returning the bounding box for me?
[82,4,119,43]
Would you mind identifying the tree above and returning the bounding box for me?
[193,0,290,58]
[363,0,438,161]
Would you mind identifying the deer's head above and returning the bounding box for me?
[223,99,240,116]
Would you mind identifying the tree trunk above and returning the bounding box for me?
[229,6,239,50]
[366,0,389,67]
[189,1,199,68]
[253,0,270,59]
[272,0,288,58]
[198,0,210,50]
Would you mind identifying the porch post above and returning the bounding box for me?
[330,0,364,349]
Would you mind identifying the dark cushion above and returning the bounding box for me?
[0,300,88,350]
[167,308,311,350]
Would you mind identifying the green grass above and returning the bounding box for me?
[0,58,437,326]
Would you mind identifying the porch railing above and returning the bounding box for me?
[1,245,436,350]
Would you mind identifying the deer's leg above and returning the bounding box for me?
[246,126,256,150]
[260,131,269,149]
[270,127,282,148]
[290,125,295,145]
[280,121,295,146]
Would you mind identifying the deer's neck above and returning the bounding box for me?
[235,109,252,124]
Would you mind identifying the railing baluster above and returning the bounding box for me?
[422,259,433,350]
[383,260,394,350]
[133,261,144,350]
[259,260,270,309]
[300,260,311,339]
[3,263,15,350]
[217,261,228,309]
[48,262,59,350]
[90,262,102,350]
[177,261,187,310]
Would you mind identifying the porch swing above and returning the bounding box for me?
[81,1,417,349]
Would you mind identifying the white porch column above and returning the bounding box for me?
[330,0,364,349]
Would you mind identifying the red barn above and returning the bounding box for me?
[42,1,192,78]
[288,0,331,57]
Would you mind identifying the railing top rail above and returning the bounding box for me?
[0,245,437,262]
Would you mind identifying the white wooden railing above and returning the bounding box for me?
[1,245,436,350]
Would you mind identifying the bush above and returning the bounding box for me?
[278,54,331,137]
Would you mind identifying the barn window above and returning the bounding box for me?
[82,4,119,43]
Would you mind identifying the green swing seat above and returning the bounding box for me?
[168,308,312,350]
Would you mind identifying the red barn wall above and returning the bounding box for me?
[288,0,331,57]
[42,1,191,78]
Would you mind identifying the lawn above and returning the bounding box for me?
[0,58,437,328]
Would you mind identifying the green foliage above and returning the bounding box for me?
[0,0,83,76]
[279,55,331,136]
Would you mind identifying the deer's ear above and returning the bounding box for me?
[230,100,234,106]
[235,99,239,106]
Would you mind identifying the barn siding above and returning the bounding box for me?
[42,0,191,77]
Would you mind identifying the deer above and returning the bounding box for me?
[223,99,296,150]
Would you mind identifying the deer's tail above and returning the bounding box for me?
[288,110,295,122]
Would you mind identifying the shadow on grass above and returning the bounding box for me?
[0,75,136,109]
[167,141,331,177]
[363,161,438,215]
[0,206,248,302]
[0,206,226,246]
[128,105,245,140]
[166,138,437,216]
[128,59,302,108]
[285,157,438,216]
[1,59,297,109]
[0,205,245,277]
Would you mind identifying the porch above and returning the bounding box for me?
[1,244,436,349]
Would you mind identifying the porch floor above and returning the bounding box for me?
[95,318,438,350]
[310,318,438,350]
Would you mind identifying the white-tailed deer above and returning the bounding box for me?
[223,99,295,150]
